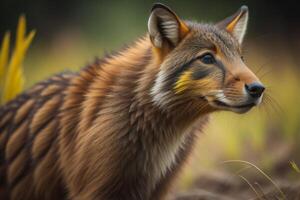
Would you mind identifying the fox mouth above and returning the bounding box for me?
[209,99,258,114]
[202,92,262,113]
[213,100,255,109]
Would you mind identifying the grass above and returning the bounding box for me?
[290,161,300,173]
[223,160,287,200]
[0,15,35,105]
[239,175,263,200]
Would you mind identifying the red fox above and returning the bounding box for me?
[0,3,264,200]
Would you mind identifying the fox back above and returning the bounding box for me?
[0,4,264,200]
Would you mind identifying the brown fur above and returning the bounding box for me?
[0,4,263,200]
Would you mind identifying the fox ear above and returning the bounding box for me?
[148,3,189,49]
[217,6,249,44]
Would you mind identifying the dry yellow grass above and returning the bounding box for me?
[0,15,35,104]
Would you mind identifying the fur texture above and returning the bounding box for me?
[0,4,263,200]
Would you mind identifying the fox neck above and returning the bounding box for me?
[70,36,209,198]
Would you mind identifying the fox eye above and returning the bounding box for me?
[200,53,215,64]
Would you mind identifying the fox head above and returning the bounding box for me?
[149,3,265,114]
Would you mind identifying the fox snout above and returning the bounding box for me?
[245,82,265,99]
[209,58,266,114]
[233,63,265,104]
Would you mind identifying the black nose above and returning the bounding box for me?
[245,82,265,98]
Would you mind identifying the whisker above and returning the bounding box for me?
[258,69,273,80]
[259,93,283,120]
[255,60,271,74]
[264,93,283,113]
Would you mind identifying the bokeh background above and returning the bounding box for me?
[1,0,300,198]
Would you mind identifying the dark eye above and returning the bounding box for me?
[200,53,215,64]
[241,56,245,61]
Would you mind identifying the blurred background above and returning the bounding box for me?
[1,0,300,199]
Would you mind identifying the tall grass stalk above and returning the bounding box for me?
[0,15,35,104]
[222,160,287,200]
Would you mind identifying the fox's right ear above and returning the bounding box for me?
[217,6,249,45]
[148,3,189,50]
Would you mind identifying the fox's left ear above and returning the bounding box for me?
[217,6,249,44]
[148,3,189,50]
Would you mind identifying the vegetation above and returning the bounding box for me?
[0,15,35,105]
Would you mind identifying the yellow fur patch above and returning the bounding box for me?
[175,70,218,96]
[174,70,192,94]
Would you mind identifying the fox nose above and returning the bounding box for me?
[245,82,265,98]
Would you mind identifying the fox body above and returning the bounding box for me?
[0,4,264,200]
